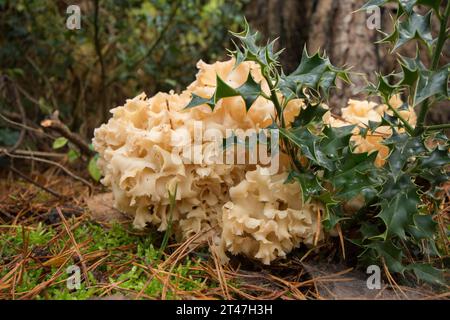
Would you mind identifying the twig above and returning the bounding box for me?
[2,150,94,191]
[41,111,95,156]
[11,149,65,158]
[9,166,63,198]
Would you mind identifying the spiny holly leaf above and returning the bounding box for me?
[360,222,382,241]
[377,187,420,239]
[420,146,450,169]
[229,19,283,68]
[359,0,441,14]
[381,12,434,51]
[291,102,329,128]
[329,151,380,201]
[406,263,445,285]
[185,93,214,110]
[279,126,335,171]
[320,125,355,159]
[235,72,263,110]
[384,132,427,181]
[317,193,343,230]
[414,64,449,106]
[215,75,239,103]
[286,170,324,202]
[367,241,405,273]
[280,47,350,99]
[396,0,441,15]
[368,73,398,101]
[396,54,420,87]
[185,73,264,111]
[407,214,437,240]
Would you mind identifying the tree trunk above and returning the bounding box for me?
[245,0,449,123]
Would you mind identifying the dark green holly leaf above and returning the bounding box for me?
[367,240,405,273]
[330,151,379,200]
[230,19,283,68]
[281,46,350,99]
[406,263,445,286]
[384,132,426,181]
[407,214,437,240]
[291,102,329,128]
[377,187,420,239]
[420,147,450,169]
[236,72,263,110]
[373,73,398,100]
[360,222,382,241]
[414,65,449,106]
[397,55,420,86]
[279,126,335,171]
[318,193,343,230]
[321,125,355,158]
[214,75,239,103]
[286,170,324,202]
[185,93,214,110]
[381,12,434,51]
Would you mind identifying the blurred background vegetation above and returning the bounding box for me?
[1,0,448,157]
[0,0,246,146]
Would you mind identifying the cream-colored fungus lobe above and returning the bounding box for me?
[93,58,416,264]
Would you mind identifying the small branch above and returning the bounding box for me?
[385,101,414,135]
[424,123,450,131]
[11,149,65,158]
[431,0,450,70]
[41,112,95,157]
[2,150,94,192]
[415,1,450,135]
[9,166,63,198]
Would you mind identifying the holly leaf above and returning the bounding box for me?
[407,263,445,286]
[359,0,441,14]
[230,19,283,67]
[407,214,437,240]
[185,93,214,110]
[367,241,405,273]
[280,126,335,171]
[384,132,427,181]
[280,46,350,99]
[318,193,342,230]
[420,146,450,169]
[286,170,324,202]
[329,151,379,201]
[413,65,449,106]
[381,12,434,51]
[291,103,329,128]
[236,72,263,110]
[377,187,420,239]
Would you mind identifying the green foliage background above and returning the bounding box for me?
[0,0,246,138]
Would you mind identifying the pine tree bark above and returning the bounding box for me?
[245,0,449,123]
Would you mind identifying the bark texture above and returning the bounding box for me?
[245,0,449,123]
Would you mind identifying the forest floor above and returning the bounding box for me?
[0,167,447,300]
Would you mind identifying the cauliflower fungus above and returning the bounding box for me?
[93,58,416,264]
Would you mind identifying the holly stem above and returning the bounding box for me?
[414,1,450,135]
